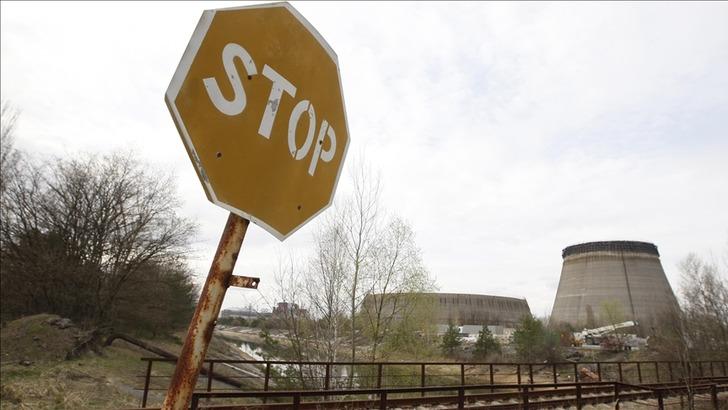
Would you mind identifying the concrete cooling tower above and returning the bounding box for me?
[550,241,679,331]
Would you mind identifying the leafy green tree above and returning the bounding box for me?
[440,323,462,357]
[512,315,561,362]
[473,326,500,360]
[379,296,438,360]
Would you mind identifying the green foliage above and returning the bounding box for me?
[377,295,438,360]
[218,316,249,327]
[600,300,625,326]
[473,326,500,360]
[440,323,462,357]
[511,315,561,362]
[259,328,282,360]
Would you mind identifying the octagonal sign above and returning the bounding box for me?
[166,2,349,240]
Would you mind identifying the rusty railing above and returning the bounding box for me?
[135,358,728,408]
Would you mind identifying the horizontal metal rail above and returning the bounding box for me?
[140,357,726,366]
[136,358,728,408]
[187,379,728,409]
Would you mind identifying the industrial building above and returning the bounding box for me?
[550,241,680,331]
[363,292,531,327]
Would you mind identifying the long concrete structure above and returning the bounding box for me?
[363,292,531,327]
[550,241,680,330]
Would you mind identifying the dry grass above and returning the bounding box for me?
[0,315,266,409]
[0,350,141,409]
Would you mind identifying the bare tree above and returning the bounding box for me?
[336,164,381,370]
[650,250,728,409]
[1,152,197,329]
[0,101,21,207]
[271,256,332,388]
[305,222,349,362]
[268,163,436,384]
[361,217,434,360]
[678,253,728,358]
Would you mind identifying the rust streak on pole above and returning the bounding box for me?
[162,213,250,410]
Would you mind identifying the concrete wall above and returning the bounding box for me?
[363,292,531,327]
[550,241,680,331]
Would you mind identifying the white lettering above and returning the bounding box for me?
[258,65,296,139]
[203,43,257,116]
[308,121,336,176]
[288,100,316,160]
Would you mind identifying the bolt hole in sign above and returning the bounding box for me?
[166,2,350,240]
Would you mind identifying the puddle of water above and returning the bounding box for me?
[236,342,360,388]
[238,341,266,361]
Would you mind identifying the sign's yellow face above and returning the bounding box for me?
[166,3,349,240]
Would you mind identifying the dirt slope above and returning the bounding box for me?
[0,314,248,409]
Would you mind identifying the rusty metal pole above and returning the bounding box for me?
[162,213,252,410]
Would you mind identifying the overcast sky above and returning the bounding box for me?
[2,1,727,317]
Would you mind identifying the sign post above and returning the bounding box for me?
[162,213,252,409]
[162,2,349,409]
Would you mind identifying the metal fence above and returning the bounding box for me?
[135,358,728,408]
[189,378,728,409]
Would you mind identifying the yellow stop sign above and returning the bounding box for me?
[166,3,349,240]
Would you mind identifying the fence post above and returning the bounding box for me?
[656,389,664,410]
[597,362,602,382]
[489,364,494,393]
[709,361,714,377]
[323,363,330,401]
[141,360,153,408]
[655,361,659,383]
[421,364,426,397]
[206,361,214,393]
[637,362,642,384]
[458,386,465,409]
[528,364,534,384]
[553,363,558,389]
[521,386,529,410]
[712,384,719,409]
[460,363,465,386]
[517,364,521,385]
[293,393,300,409]
[668,362,674,381]
[190,395,199,410]
[377,363,383,389]
[263,363,271,404]
[380,391,387,410]
[614,383,620,410]
[576,384,582,410]
[618,362,623,382]
[573,363,578,383]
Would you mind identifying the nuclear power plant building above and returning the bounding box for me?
[550,241,680,330]
[363,293,531,327]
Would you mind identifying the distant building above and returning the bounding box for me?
[273,302,308,317]
[219,306,269,320]
[362,292,531,327]
[550,241,680,331]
